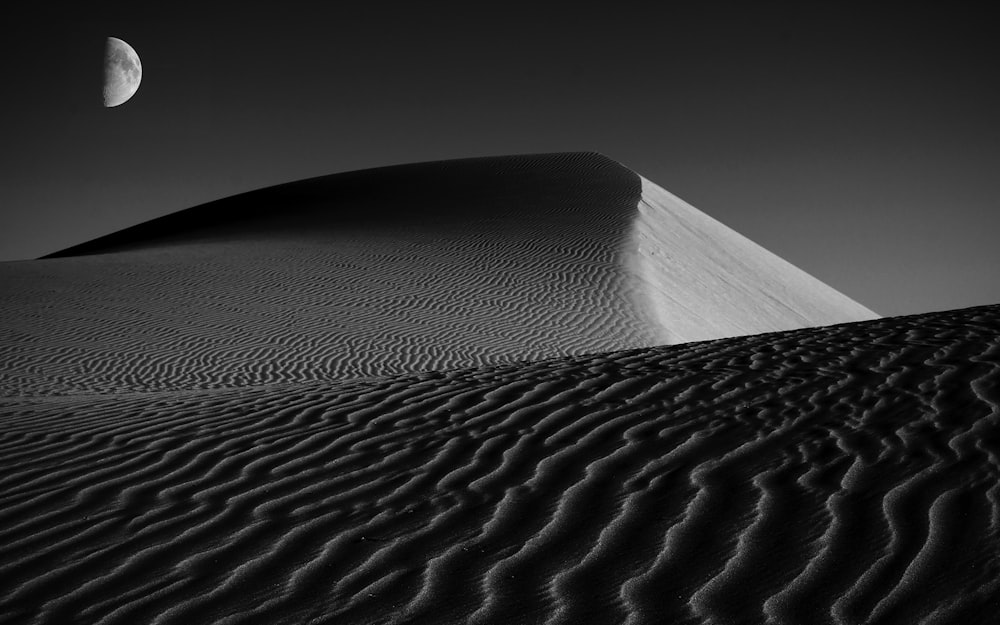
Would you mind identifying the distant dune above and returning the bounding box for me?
[1,153,874,395]
[1,305,997,624]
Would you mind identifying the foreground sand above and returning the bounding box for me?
[1,304,998,624]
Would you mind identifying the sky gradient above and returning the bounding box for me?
[2,2,997,317]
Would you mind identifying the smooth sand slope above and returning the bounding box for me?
[0,153,874,395]
[1,305,999,624]
[633,177,878,342]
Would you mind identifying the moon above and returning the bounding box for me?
[103,37,141,107]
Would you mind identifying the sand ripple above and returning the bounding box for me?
[1,305,997,623]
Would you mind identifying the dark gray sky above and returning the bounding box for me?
[2,2,997,317]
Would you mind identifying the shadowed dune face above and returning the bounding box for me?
[1,152,874,395]
[42,153,642,256]
[1,305,998,624]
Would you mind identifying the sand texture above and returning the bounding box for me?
[5,152,978,624]
[1,305,999,624]
[1,153,874,396]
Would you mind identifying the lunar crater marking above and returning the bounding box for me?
[103,37,141,107]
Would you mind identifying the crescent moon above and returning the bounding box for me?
[103,37,142,107]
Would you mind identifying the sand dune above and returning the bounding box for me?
[1,304,997,624]
[1,153,874,396]
[6,152,973,624]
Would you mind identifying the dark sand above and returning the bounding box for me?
[1,305,998,623]
[2,153,987,624]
